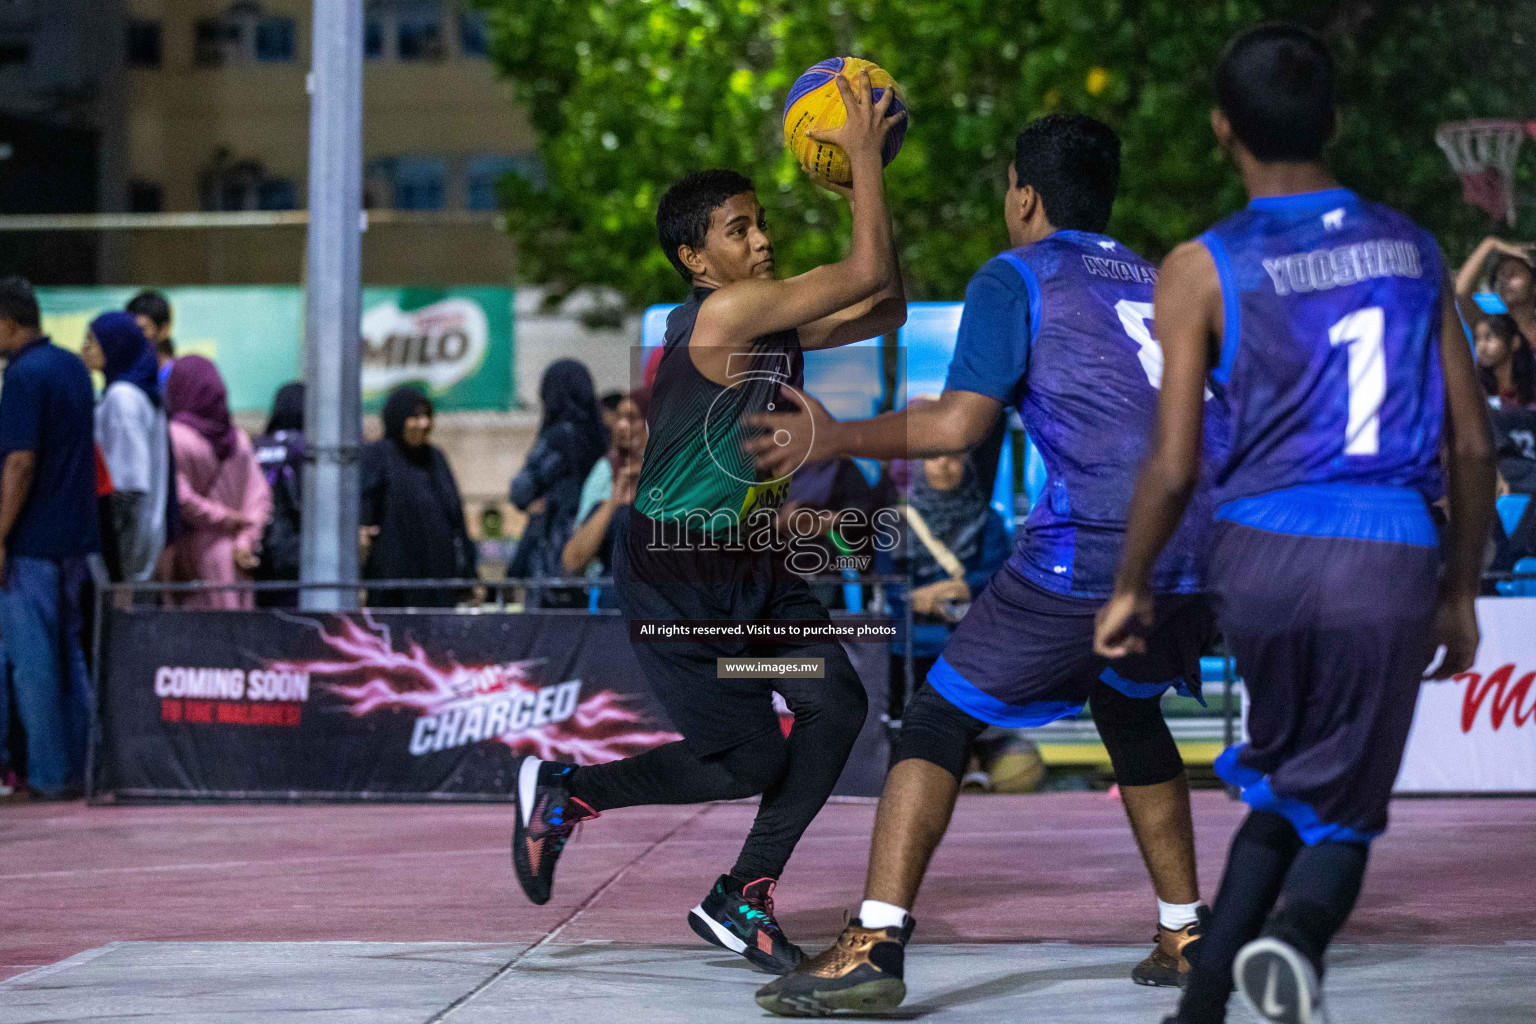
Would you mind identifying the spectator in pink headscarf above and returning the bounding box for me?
[164,355,271,609]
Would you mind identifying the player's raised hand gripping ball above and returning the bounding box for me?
[783,57,908,188]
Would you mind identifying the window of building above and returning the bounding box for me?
[128,181,164,214]
[366,2,456,62]
[513,154,547,189]
[396,2,444,61]
[126,21,162,68]
[195,4,294,65]
[465,155,515,210]
[368,155,447,210]
[458,6,488,58]
[219,180,252,210]
[364,10,385,59]
[193,18,241,66]
[200,154,291,212]
[393,155,446,209]
[363,160,390,207]
[255,17,295,61]
[257,179,297,210]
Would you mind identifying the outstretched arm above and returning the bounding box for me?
[1095,241,1221,658]
[691,72,903,379]
[745,254,1031,472]
[745,388,1002,475]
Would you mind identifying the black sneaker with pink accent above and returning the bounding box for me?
[688,874,805,975]
[511,756,598,905]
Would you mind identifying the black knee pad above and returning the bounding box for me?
[711,729,789,798]
[1090,683,1185,787]
[891,682,989,781]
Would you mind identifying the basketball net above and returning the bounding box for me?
[1435,119,1536,225]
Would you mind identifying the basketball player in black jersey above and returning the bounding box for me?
[511,70,907,974]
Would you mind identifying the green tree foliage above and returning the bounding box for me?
[476,0,1536,307]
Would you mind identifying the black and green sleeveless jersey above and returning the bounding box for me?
[634,286,804,537]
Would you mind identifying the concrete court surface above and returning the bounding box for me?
[2,793,1534,1023]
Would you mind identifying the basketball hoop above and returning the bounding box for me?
[1435,119,1536,226]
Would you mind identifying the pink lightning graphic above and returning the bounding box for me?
[270,615,680,763]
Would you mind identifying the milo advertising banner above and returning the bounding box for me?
[36,286,514,413]
[358,287,511,411]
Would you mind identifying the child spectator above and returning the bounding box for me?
[1457,238,1535,347]
[562,389,649,580]
[1475,313,1536,408]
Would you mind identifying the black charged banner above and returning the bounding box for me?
[96,609,889,800]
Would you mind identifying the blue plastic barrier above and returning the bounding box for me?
[1497,556,1536,597]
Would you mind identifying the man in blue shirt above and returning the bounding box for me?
[0,276,102,799]
[752,115,1221,1015]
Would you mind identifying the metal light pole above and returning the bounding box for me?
[299,0,364,610]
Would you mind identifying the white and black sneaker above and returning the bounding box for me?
[1234,936,1330,1024]
[688,874,804,974]
[511,757,598,905]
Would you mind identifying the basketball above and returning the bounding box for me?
[782,56,908,187]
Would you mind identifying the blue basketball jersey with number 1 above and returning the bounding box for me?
[1200,188,1446,544]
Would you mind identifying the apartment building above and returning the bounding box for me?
[120,0,533,285]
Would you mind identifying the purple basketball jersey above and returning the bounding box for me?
[947,230,1222,598]
[1200,188,1446,536]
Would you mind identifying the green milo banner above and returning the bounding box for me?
[36,286,515,414]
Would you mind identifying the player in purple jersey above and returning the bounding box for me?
[750,115,1224,1017]
[1096,24,1495,1024]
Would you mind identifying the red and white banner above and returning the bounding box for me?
[1395,597,1536,793]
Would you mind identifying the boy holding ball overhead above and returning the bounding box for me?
[510,67,906,974]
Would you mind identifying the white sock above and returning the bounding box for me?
[858,899,909,930]
[1158,899,1202,931]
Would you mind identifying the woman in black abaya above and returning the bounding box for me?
[360,386,476,607]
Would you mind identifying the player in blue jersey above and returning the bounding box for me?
[750,114,1225,1016]
[1095,24,1495,1024]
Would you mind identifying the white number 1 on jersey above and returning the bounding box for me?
[1328,306,1385,457]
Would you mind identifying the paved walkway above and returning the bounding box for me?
[3,941,1533,1023]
